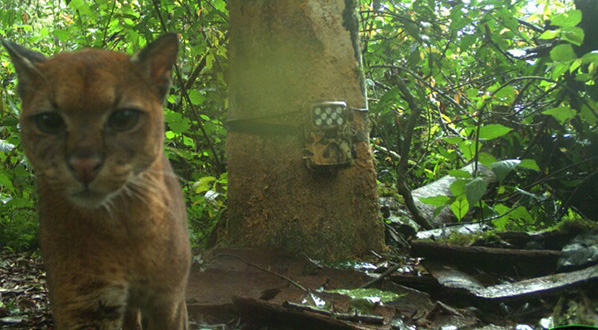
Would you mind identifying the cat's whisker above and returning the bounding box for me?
[101,198,115,218]
[128,175,175,218]
[140,168,182,180]
[126,181,163,208]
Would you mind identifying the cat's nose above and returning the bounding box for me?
[67,154,104,185]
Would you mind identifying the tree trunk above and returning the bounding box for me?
[224,0,384,261]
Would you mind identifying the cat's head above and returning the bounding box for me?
[2,34,179,209]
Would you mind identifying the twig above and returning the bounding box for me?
[558,167,598,218]
[391,73,434,230]
[150,0,225,174]
[359,263,402,289]
[100,1,117,48]
[371,64,471,115]
[517,18,544,33]
[213,253,307,292]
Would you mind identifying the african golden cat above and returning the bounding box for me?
[2,34,191,329]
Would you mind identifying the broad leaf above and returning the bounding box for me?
[519,159,540,171]
[550,44,577,62]
[582,51,598,64]
[491,159,521,182]
[449,179,467,196]
[193,176,217,193]
[450,196,469,221]
[539,30,559,40]
[543,106,576,123]
[165,111,192,134]
[479,124,512,140]
[188,90,206,105]
[477,152,497,166]
[418,195,451,207]
[0,172,14,192]
[492,86,517,104]
[465,177,488,207]
[551,10,582,28]
[561,27,584,46]
[458,140,481,162]
[448,169,472,178]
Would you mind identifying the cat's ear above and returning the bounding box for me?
[132,33,179,100]
[1,39,48,97]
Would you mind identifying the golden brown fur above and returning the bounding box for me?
[3,34,190,329]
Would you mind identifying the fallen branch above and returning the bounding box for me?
[234,297,373,330]
[283,301,385,325]
[411,240,562,276]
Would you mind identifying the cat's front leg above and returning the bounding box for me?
[50,282,129,330]
[145,295,188,330]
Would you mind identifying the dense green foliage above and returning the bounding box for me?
[365,0,596,230]
[0,0,594,251]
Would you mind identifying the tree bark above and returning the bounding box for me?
[224,0,384,260]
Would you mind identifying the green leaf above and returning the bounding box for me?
[539,29,559,40]
[69,0,92,16]
[580,105,598,125]
[165,111,191,134]
[542,106,576,123]
[458,140,480,162]
[448,170,472,178]
[491,159,521,182]
[193,176,217,193]
[465,177,488,207]
[449,179,467,196]
[6,197,31,208]
[582,51,598,64]
[450,196,469,221]
[569,59,582,73]
[188,90,206,105]
[561,27,584,46]
[492,203,511,230]
[510,206,533,223]
[477,152,497,166]
[55,30,70,42]
[492,86,517,104]
[169,119,191,134]
[479,124,512,140]
[466,88,480,99]
[212,0,227,12]
[0,117,18,127]
[492,215,509,231]
[418,195,451,207]
[13,165,31,178]
[551,62,571,79]
[551,10,582,28]
[0,172,14,192]
[550,44,577,62]
[519,159,540,171]
[575,73,593,82]
[326,288,401,303]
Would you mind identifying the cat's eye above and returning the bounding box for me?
[108,109,142,132]
[33,113,65,135]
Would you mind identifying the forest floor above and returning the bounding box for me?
[1,234,598,330]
